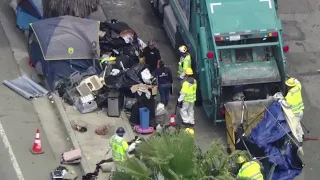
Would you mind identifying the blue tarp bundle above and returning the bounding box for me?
[16,0,43,30]
[248,102,302,180]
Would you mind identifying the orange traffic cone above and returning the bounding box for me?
[30,129,44,154]
[170,114,176,125]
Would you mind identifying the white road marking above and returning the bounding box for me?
[0,122,25,180]
[210,3,222,13]
[260,0,272,9]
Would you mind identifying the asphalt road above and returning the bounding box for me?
[278,0,320,179]
[101,0,320,179]
[0,4,57,180]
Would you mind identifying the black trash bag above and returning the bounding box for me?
[103,20,137,38]
[115,54,131,69]
[95,87,110,108]
[115,63,147,88]
[55,79,70,97]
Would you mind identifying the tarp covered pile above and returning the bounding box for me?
[248,102,303,180]
[25,15,155,117]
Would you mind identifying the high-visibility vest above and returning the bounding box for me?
[109,135,129,162]
[237,161,263,180]
[285,83,304,114]
[181,80,197,103]
[178,54,191,75]
[100,57,116,68]
[100,57,108,68]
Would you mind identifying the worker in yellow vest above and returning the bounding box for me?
[236,156,264,180]
[279,77,304,142]
[281,77,305,121]
[99,128,140,172]
[177,68,197,126]
[109,127,129,162]
[178,45,192,81]
[100,56,117,69]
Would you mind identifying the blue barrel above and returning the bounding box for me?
[139,107,150,130]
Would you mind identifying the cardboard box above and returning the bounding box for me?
[151,85,157,95]
[130,84,157,95]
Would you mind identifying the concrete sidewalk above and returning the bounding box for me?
[52,94,135,179]
[2,2,134,179]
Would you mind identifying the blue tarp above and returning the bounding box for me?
[16,0,43,30]
[16,7,40,30]
[248,102,302,180]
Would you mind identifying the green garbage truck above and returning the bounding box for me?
[151,0,289,123]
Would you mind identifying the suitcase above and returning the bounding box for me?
[107,91,123,117]
[61,149,82,164]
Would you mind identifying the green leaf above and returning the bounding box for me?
[110,131,248,180]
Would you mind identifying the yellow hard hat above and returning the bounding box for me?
[185,128,194,136]
[185,68,193,75]
[285,78,296,87]
[236,156,246,164]
[179,45,187,53]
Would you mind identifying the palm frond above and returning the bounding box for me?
[116,157,152,180]
[136,131,197,179]
[110,170,137,180]
[43,0,100,18]
[110,131,249,180]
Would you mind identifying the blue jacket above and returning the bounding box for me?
[154,67,173,85]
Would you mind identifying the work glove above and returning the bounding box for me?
[273,92,284,101]
[279,99,290,108]
[128,143,136,153]
[177,101,183,108]
[179,73,185,81]
[297,147,304,156]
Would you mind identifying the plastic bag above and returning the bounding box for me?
[141,68,153,84]
[155,103,167,116]
[110,69,120,76]
[115,63,147,88]
[125,98,137,109]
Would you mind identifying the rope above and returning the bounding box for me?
[259,102,300,148]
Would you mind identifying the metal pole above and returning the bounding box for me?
[267,163,277,180]
[240,136,253,158]
[300,122,310,133]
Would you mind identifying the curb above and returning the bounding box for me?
[120,111,136,141]
[51,94,92,173]
[0,3,91,174]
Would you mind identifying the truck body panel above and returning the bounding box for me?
[206,0,278,34]
[151,0,288,123]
